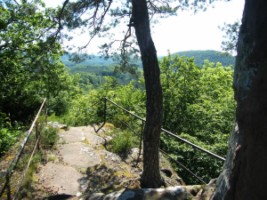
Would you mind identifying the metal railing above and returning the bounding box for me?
[0,98,47,200]
[98,97,226,184]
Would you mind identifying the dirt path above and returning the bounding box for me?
[33,126,142,199]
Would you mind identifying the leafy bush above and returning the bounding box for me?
[109,130,138,158]
[40,126,58,149]
[48,91,70,116]
[0,128,20,155]
[51,78,146,127]
[161,133,224,184]
[159,55,235,184]
[0,113,21,155]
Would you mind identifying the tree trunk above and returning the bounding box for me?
[215,1,267,199]
[131,0,163,188]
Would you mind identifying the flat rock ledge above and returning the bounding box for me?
[85,185,203,200]
[34,124,215,200]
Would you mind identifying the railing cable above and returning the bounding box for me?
[104,97,225,162]
[161,128,225,162]
[160,149,206,184]
[0,98,47,199]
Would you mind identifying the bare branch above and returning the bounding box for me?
[49,0,70,44]
[120,24,132,58]
[12,0,19,5]
[79,0,113,50]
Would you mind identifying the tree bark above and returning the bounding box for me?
[216,1,267,199]
[131,0,163,188]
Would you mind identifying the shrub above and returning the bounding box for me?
[109,130,138,158]
[40,126,58,149]
[0,128,20,155]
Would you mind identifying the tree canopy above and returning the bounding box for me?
[0,0,76,121]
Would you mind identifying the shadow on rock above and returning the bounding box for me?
[42,194,74,200]
[79,164,131,195]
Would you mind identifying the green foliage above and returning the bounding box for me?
[0,1,79,155]
[53,91,102,126]
[161,133,224,184]
[54,76,145,127]
[0,113,21,155]
[40,126,59,149]
[0,1,76,122]
[62,54,142,89]
[161,54,201,134]
[0,128,20,155]
[99,79,145,133]
[75,72,102,91]
[48,91,72,116]
[160,54,235,184]
[161,55,235,141]
[109,130,139,158]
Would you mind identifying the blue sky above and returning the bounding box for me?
[45,0,244,56]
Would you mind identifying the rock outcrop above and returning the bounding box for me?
[33,124,184,199]
[86,185,202,200]
[212,124,239,200]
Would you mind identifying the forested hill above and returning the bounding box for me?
[61,50,235,73]
[174,50,235,67]
[61,54,115,68]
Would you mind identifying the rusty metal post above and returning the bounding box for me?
[135,121,144,166]
[44,100,48,124]
[6,174,11,200]
[95,97,107,133]
[35,122,40,151]
[103,97,107,125]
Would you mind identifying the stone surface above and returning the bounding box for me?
[85,186,202,200]
[38,162,82,195]
[213,124,238,200]
[34,125,186,199]
[58,142,102,169]
[34,126,104,198]
[47,121,67,129]
[83,132,106,147]
[58,127,85,143]
[59,126,105,146]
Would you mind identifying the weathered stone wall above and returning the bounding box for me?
[212,124,238,200]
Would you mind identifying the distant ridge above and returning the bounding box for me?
[174,50,235,67]
[61,50,235,73]
[61,54,115,68]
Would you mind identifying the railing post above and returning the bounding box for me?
[35,121,40,151]
[6,174,11,200]
[135,121,144,166]
[95,97,107,133]
[44,100,48,124]
[103,97,107,125]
